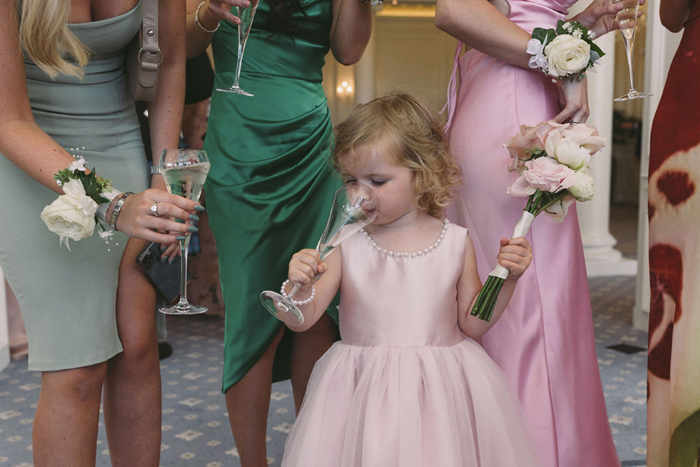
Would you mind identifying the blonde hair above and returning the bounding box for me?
[333,93,462,219]
[15,0,90,79]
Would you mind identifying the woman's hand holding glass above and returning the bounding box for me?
[109,188,201,245]
[572,0,645,39]
[198,0,259,26]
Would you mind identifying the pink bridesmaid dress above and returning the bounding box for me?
[443,1,620,466]
[282,223,539,466]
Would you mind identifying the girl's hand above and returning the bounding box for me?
[498,236,532,280]
[201,0,259,26]
[572,0,645,39]
[553,76,590,124]
[114,189,201,244]
[288,249,326,291]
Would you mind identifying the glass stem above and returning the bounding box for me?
[233,42,244,88]
[287,282,302,301]
[179,237,189,305]
[625,41,636,91]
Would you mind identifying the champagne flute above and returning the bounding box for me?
[159,149,211,315]
[260,185,376,326]
[216,3,258,96]
[614,0,652,101]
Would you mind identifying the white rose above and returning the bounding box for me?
[62,179,99,217]
[40,179,98,244]
[568,170,595,202]
[553,137,591,170]
[544,35,591,77]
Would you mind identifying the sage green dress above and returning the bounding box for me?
[205,0,340,392]
[0,3,151,371]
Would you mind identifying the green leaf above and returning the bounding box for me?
[589,42,605,60]
[531,27,549,43]
[555,20,567,35]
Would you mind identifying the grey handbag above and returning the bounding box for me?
[126,0,161,102]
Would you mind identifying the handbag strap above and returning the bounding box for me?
[138,0,161,87]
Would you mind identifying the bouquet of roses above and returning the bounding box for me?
[41,158,114,249]
[470,121,606,321]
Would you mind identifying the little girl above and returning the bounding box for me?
[280,93,539,466]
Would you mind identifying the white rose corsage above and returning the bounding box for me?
[526,20,604,82]
[41,158,117,249]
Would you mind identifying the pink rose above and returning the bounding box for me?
[523,157,576,193]
[504,122,556,171]
[544,121,606,157]
[506,175,537,197]
[543,194,576,223]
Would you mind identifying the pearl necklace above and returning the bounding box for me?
[360,219,449,259]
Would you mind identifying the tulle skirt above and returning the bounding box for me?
[282,338,540,467]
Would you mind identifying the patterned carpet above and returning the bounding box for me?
[0,274,647,466]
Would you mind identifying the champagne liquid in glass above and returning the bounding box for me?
[317,222,366,260]
[161,163,210,204]
[216,4,257,96]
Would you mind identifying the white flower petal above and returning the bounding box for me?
[526,39,544,55]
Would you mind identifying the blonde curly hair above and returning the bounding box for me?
[333,93,462,219]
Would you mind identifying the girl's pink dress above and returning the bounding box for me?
[282,224,539,467]
[443,1,619,466]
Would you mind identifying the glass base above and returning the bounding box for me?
[159,301,208,315]
[614,90,653,101]
[260,291,304,326]
[216,85,253,97]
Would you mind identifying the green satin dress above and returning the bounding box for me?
[205,0,340,392]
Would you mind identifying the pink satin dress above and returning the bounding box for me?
[443,1,620,466]
[282,223,539,466]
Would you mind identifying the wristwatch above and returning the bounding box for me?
[150,165,161,175]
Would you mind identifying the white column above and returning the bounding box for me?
[577,31,638,276]
[0,269,10,372]
[633,2,683,331]
[354,16,376,105]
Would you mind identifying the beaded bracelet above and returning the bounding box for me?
[281,279,316,307]
[109,192,134,231]
[195,1,220,34]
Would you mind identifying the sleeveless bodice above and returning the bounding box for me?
[24,1,142,152]
[338,224,468,347]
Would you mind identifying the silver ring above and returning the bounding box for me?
[150,201,160,217]
[570,121,580,125]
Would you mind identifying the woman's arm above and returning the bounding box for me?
[661,0,693,32]
[285,247,342,333]
[147,0,187,190]
[0,1,85,194]
[330,0,373,66]
[185,0,249,59]
[435,0,532,69]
